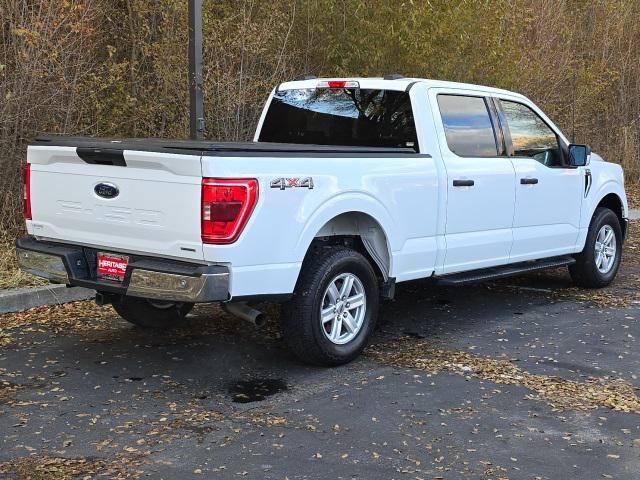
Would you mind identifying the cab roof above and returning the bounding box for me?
[277,76,525,100]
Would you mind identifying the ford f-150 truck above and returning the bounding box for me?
[17,76,628,365]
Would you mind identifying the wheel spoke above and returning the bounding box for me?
[346,292,365,309]
[604,229,614,245]
[326,283,340,303]
[596,252,603,269]
[330,317,342,341]
[321,306,335,323]
[339,275,355,299]
[342,311,357,333]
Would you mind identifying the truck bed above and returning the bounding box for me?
[34,136,419,157]
[26,135,424,266]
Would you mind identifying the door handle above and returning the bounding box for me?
[453,179,475,187]
[520,177,539,185]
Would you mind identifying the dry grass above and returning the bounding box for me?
[0,239,47,290]
[625,182,640,210]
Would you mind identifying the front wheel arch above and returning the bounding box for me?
[570,207,622,288]
[595,193,626,241]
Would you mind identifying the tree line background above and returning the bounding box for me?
[1,0,639,250]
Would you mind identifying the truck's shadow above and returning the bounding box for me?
[78,267,576,364]
[377,267,575,337]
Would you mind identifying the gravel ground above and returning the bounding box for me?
[1,227,640,479]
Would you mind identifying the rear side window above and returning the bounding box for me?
[437,95,498,157]
[258,88,418,150]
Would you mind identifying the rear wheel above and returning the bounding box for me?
[569,207,622,288]
[281,246,379,366]
[111,296,193,329]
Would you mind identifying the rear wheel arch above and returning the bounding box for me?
[308,211,392,281]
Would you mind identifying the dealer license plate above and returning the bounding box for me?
[97,252,129,282]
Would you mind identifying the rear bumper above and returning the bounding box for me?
[16,237,229,303]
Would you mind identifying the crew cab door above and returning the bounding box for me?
[432,91,516,274]
[495,98,583,261]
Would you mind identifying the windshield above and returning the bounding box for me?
[258,88,418,150]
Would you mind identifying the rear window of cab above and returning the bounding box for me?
[259,88,418,150]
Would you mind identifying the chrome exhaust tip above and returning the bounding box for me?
[222,302,267,328]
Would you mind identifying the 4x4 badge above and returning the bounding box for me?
[270,177,314,190]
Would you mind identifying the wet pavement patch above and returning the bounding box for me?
[228,378,288,403]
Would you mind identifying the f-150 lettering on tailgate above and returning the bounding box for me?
[57,200,165,227]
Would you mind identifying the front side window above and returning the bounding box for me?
[437,94,498,157]
[258,88,417,150]
[499,100,563,167]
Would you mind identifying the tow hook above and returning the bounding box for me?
[222,302,267,327]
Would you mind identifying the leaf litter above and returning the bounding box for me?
[367,337,640,413]
[0,299,283,348]
[0,453,144,480]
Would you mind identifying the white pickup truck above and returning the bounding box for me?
[17,76,628,365]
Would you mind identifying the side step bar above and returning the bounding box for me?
[434,255,576,286]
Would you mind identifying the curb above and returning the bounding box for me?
[0,285,95,314]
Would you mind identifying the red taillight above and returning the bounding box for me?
[201,178,258,244]
[24,163,32,220]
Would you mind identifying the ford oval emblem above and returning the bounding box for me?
[94,182,119,199]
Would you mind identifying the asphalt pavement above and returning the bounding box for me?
[1,249,640,479]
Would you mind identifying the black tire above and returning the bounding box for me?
[281,247,379,366]
[569,207,622,288]
[111,296,193,329]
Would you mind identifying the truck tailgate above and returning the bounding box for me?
[27,145,204,261]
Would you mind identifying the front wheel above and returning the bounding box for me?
[111,296,193,329]
[569,207,622,288]
[281,247,379,366]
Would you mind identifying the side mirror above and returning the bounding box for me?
[568,144,591,167]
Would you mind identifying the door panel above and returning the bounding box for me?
[443,157,516,273]
[432,92,516,274]
[496,98,583,261]
[510,159,583,260]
